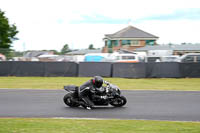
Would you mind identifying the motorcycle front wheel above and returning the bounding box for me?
[110,96,127,107]
[63,93,80,107]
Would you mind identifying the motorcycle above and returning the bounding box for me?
[63,82,127,108]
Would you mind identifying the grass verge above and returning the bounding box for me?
[1,77,200,91]
[0,118,200,133]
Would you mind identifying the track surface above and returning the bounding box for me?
[0,89,200,121]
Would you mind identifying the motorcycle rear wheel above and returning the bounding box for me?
[110,96,127,107]
[63,93,80,107]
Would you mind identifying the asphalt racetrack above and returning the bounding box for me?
[0,89,200,121]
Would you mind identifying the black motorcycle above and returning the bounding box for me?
[63,82,127,108]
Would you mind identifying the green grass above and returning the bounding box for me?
[0,118,200,133]
[0,77,200,91]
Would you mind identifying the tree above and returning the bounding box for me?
[60,44,71,54]
[0,9,18,57]
[88,44,95,49]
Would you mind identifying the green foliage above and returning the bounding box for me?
[60,44,71,54]
[0,9,18,57]
[88,44,95,49]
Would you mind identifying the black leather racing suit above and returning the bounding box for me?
[79,79,95,108]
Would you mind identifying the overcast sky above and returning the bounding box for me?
[1,0,200,51]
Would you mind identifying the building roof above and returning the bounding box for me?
[105,25,158,39]
[66,49,102,55]
[24,51,53,58]
[135,44,200,51]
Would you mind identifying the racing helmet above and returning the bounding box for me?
[92,76,103,88]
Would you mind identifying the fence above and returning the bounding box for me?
[0,61,78,77]
[0,61,200,78]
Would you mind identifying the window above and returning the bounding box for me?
[122,40,131,45]
[107,40,119,47]
[146,40,155,45]
[112,40,119,46]
[130,40,139,46]
[121,40,140,46]
[147,57,161,62]
[107,40,112,48]
[121,56,135,60]
[183,55,194,62]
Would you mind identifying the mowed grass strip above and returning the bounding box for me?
[1,77,200,91]
[0,118,200,133]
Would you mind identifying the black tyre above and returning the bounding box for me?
[110,96,127,107]
[63,93,80,107]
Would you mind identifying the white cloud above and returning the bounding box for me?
[1,0,200,51]
[137,19,200,44]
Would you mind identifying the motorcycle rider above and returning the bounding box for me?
[79,76,105,110]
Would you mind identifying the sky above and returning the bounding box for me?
[1,0,200,51]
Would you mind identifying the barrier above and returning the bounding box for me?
[180,63,200,78]
[0,61,200,78]
[112,63,146,78]
[0,61,78,77]
[44,62,78,77]
[10,61,45,76]
[0,62,12,76]
[146,62,181,78]
[78,62,112,77]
